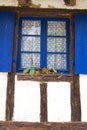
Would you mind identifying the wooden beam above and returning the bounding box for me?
[17,74,73,82]
[40,83,47,122]
[70,14,81,121]
[1,121,87,130]
[0,7,87,14]
[64,0,76,6]
[71,75,81,121]
[6,73,15,121]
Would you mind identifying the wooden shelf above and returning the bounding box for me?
[17,73,73,82]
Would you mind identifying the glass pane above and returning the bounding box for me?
[21,36,40,52]
[22,20,41,35]
[47,54,66,70]
[47,38,66,52]
[48,21,66,36]
[21,53,40,68]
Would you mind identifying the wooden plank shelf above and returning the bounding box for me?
[17,73,73,82]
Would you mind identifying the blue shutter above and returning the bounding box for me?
[0,12,15,72]
[75,14,87,74]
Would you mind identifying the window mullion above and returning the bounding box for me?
[41,20,47,68]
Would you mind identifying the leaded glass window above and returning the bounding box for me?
[17,17,70,73]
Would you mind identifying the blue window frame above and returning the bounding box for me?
[17,17,70,74]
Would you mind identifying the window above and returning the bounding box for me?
[17,17,70,73]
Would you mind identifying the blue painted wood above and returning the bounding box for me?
[75,14,87,74]
[0,12,15,72]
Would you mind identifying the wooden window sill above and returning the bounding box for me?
[17,73,73,82]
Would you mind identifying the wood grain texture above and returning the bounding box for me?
[0,121,87,130]
[71,75,81,121]
[40,83,47,122]
[6,73,15,121]
[17,74,73,82]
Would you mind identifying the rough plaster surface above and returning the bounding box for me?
[13,76,40,122]
[32,0,87,9]
[0,73,7,120]
[13,76,71,122]
[0,0,87,9]
[0,0,18,6]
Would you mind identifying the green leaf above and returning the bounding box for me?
[53,68,57,73]
[29,67,35,76]
[23,68,30,74]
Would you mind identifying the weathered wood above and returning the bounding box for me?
[64,0,76,6]
[70,14,74,74]
[6,13,19,121]
[70,14,81,121]
[18,0,31,7]
[0,121,87,130]
[0,7,87,14]
[40,83,47,122]
[6,73,15,121]
[0,121,9,130]
[13,12,19,73]
[71,74,81,121]
[17,74,73,82]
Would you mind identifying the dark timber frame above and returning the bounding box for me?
[0,7,86,130]
[64,0,76,6]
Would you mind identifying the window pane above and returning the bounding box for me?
[21,53,40,68]
[47,54,66,70]
[22,20,41,35]
[21,36,40,52]
[48,21,66,36]
[47,38,66,52]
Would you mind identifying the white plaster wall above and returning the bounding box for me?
[13,75,87,122]
[80,75,87,121]
[32,0,87,9]
[0,73,87,122]
[0,0,18,6]
[11,75,87,122]
[13,77,40,122]
[47,82,71,122]
[13,79,71,122]
[0,73,7,121]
